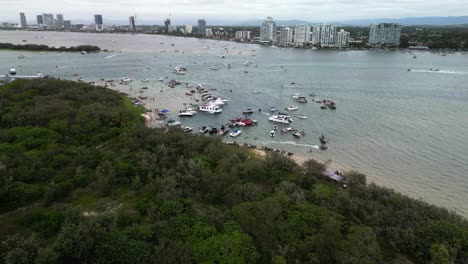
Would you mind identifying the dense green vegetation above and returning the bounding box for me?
[0,79,467,264]
[0,43,101,52]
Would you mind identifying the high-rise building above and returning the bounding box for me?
[129,16,136,31]
[168,25,176,33]
[319,24,336,47]
[369,23,401,47]
[185,25,192,34]
[94,14,103,31]
[43,13,54,29]
[36,15,44,26]
[260,17,276,43]
[19,12,27,28]
[235,31,252,40]
[164,18,171,33]
[56,14,64,29]
[293,25,310,46]
[206,28,213,37]
[336,29,350,48]
[197,19,206,37]
[279,27,293,46]
[63,20,72,30]
[311,26,321,45]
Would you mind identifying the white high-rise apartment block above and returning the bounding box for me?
[319,25,336,47]
[185,25,192,34]
[336,29,350,48]
[369,23,401,47]
[260,17,276,43]
[311,26,321,45]
[43,13,54,29]
[279,27,293,46]
[235,31,252,40]
[206,28,213,37]
[293,25,310,46]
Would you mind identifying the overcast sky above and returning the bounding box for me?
[1,0,467,23]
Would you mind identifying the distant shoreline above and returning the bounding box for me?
[0,42,102,52]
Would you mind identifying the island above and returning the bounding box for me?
[0,79,466,263]
[0,42,101,52]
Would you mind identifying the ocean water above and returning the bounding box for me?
[1,31,468,216]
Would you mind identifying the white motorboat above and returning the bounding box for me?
[295,97,308,103]
[285,106,299,111]
[167,119,182,126]
[81,50,87,54]
[269,115,293,124]
[297,115,308,119]
[292,131,302,138]
[178,110,195,117]
[210,66,219,70]
[207,98,226,106]
[183,126,193,133]
[122,77,132,82]
[273,125,278,130]
[252,91,260,94]
[229,129,242,137]
[243,108,254,114]
[219,55,225,58]
[223,63,231,68]
[270,107,278,112]
[142,79,149,82]
[270,130,275,137]
[9,68,17,75]
[291,93,300,99]
[198,105,222,114]
[199,126,210,133]
[158,77,164,81]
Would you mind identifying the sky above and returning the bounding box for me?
[1,0,467,24]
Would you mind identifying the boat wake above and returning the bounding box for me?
[410,69,468,75]
[106,54,119,59]
[266,141,320,149]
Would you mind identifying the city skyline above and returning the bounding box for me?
[0,0,467,23]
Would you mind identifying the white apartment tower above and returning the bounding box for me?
[235,31,252,40]
[279,27,293,46]
[369,23,401,47]
[320,25,336,47]
[260,17,276,43]
[56,14,64,30]
[311,26,321,45]
[336,29,350,48]
[293,25,310,46]
[185,25,193,34]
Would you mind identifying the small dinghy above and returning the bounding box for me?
[270,130,275,137]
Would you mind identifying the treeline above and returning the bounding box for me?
[0,43,101,52]
[0,79,467,264]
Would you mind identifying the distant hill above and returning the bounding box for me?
[336,16,468,26]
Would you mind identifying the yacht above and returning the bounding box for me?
[158,77,164,81]
[207,98,227,106]
[295,97,308,103]
[223,63,231,68]
[198,105,222,114]
[178,110,196,117]
[167,119,182,127]
[122,77,132,82]
[142,79,149,82]
[270,107,278,112]
[9,68,17,75]
[210,66,219,70]
[81,50,87,54]
[183,127,193,133]
[269,115,293,124]
[292,131,302,138]
[243,108,254,114]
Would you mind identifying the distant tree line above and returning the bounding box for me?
[0,43,101,52]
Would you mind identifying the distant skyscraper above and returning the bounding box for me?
[185,25,193,34]
[19,12,27,28]
[293,25,310,46]
[206,28,213,37]
[63,20,72,30]
[235,31,252,40]
[43,13,54,29]
[197,19,206,37]
[164,18,171,33]
[260,17,276,43]
[94,14,103,31]
[336,29,350,48]
[279,27,293,46]
[168,25,176,33]
[56,14,64,29]
[311,26,321,45]
[369,23,401,47]
[129,16,136,31]
[319,24,336,47]
[36,15,43,26]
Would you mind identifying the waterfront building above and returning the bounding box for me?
[235,31,252,40]
[198,19,206,37]
[293,25,310,46]
[319,24,336,47]
[185,25,192,34]
[19,12,27,29]
[260,17,276,43]
[129,16,136,31]
[206,28,213,37]
[179,28,185,34]
[56,14,64,30]
[43,14,54,29]
[311,26,321,45]
[279,27,293,46]
[164,18,171,33]
[63,20,71,30]
[369,23,401,47]
[36,15,43,26]
[336,29,350,48]
[168,25,176,33]
[94,14,103,31]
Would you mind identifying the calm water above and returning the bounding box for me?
[1,31,468,216]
